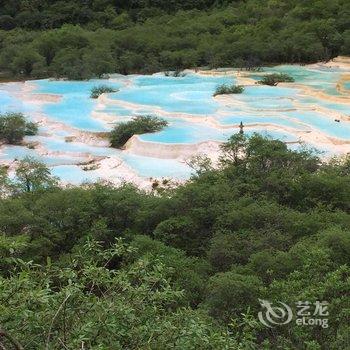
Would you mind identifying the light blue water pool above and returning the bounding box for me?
[26,135,118,156]
[34,79,122,131]
[0,145,39,160]
[253,65,342,96]
[51,165,102,184]
[227,85,298,110]
[297,96,349,115]
[110,74,233,115]
[99,105,134,117]
[219,114,307,130]
[121,154,192,179]
[1,67,349,184]
[244,85,298,98]
[284,110,350,140]
[0,85,36,115]
[140,119,236,144]
[0,145,85,166]
[317,101,350,115]
[0,91,19,114]
[245,129,297,142]
[51,155,192,183]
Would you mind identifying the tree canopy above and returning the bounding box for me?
[0,0,349,79]
[0,134,349,348]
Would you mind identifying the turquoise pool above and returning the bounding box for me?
[0,85,36,115]
[34,79,122,131]
[1,66,349,184]
[284,110,350,140]
[51,156,193,184]
[219,114,307,130]
[121,154,192,179]
[140,119,236,144]
[51,165,102,184]
[26,135,119,156]
[0,145,86,166]
[255,65,343,96]
[110,74,233,115]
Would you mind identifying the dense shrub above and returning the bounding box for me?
[90,85,117,98]
[25,121,38,135]
[0,112,38,144]
[213,84,244,96]
[109,115,168,148]
[258,73,295,86]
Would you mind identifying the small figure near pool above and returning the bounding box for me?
[239,121,244,134]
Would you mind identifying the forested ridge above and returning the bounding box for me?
[0,134,349,349]
[0,0,349,79]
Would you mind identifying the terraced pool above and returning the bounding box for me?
[0,64,349,185]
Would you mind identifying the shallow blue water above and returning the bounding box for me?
[51,155,193,184]
[0,145,38,160]
[99,105,134,117]
[0,91,19,114]
[51,165,102,184]
[298,96,350,115]
[253,65,342,96]
[229,86,298,110]
[121,154,192,179]
[219,114,307,130]
[140,119,235,144]
[244,85,298,97]
[34,79,122,131]
[285,110,350,140]
[27,135,118,156]
[245,129,297,142]
[318,101,350,114]
[111,74,233,115]
[0,86,36,115]
[0,145,85,165]
[1,68,349,183]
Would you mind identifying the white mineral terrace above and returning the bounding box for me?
[0,57,349,188]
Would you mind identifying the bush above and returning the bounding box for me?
[164,70,186,77]
[0,15,16,30]
[0,112,38,144]
[213,84,244,96]
[206,272,263,321]
[109,115,168,148]
[258,73,295,86]
[90,85,117,98]
[25,122,39,136]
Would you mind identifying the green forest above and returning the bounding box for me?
[0,134,349,349]
[1,0,350,348]
[0,0,350,79]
